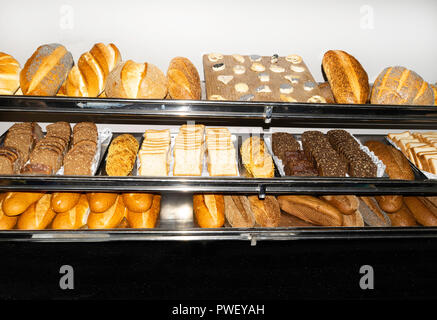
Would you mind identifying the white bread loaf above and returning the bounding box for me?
[0,52,21,95]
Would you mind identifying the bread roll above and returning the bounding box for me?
[321,195,359,215]
[105,60,168,99]
[223,195,256,228]
[127,194,161,228]
[16,194,56,229]
[404,197,437,226]
[20,43,73,96]
[0,52,21,95]
[51,192,81,213]
[193,194,225,228]
[248,195,281,227]
[2,192,45,216]
[167,57,201,100]
[64,43,121,97]
[375,195,403,213]
[87,194,126,229]
[387,203,417,227]
[51,194,90,229]
[371,66,434,105]
[86,193,118,213]
[277,195,342,226]
[0,193,18,229]
[122,193,153,213]
[322,50,369,104]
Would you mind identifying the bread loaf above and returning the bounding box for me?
[248,195,281,227]
[51,192,81,213]
[321,195,359,215]
[167,57,201,100]
[20,43,73,96]
[127,194,161,228]
[0,52,21,95]
[193,194,225,228]
[240,136,275,178]
[404,197,437,226]
[87,194,126,229]
[16,194,56,229]
[317,82,336,104]
[105,134,139,176]
[223,195,256,228]
[86,192,118,213]
[342,209,364,227]
[375,195,403,213]
[387,203,417,227]
[371,66,434,105]
[64,43,121,97]
[358,197,391,227]
[277,195,343,226]
[2,192,45,216]
[322,50,369,104]
[122,193,153,213]
[51,194,90,229]
[0,193,18,229]
[105,60,168,99]
[432,84,437,105]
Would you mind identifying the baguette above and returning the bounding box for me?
[86,193,118,213]
[404,197,437,226]
[16,194,56,229]
[51,192,81,213]
[127,195,161,228]
[321,195,359,215]
[223,195,256,228]
[342,209,364,227]
[277,195,343,226]
[2,192,45,216]
[387,203,417,227]
[20,43,73,96]
[193,194,225,228]
[322,50,369,104]
[167,57,201,100]
[359,197,391,227]
[122,193,153,213]
[0,193,17,229]
[87,194,126,229]
[0,52,21,95]
[51,194,90,229]
[248,195,282,227]
[375,195,403,213]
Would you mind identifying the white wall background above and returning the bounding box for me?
[1,0,436,84]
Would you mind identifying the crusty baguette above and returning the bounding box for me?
[2,192,45,216]
[20,43,73,96]
[0,52,21,95]
[322,50,369,104]
[277,195,342,226]
[223,195,256,228]
[167,57,201,100]
[404,197,437,226]
[51,194,90,229]
[105,60,168,99]
[375,195,403,213]
[359,196,391,227]
[342,209,364,227]
[387,203,417,227]
[127,194,161,228]
[321,195,359,215]
[193,194,225,228]
[51,192,81,213]
[86,193,118,213]
[87,194,126,229]
[122,193,154,213]
[16,194,56,229]
[248,196,281,227]
[0,193,17,229]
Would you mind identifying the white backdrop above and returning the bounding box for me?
[1,0,436,84]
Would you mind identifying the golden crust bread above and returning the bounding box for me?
[0,52,21,95]
[248,195,281,227]
[106,134,139,176]
[193,194,225,228]
[167,57,201,100]
[241,136,274,178]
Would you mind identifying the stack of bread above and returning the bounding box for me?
[105,134,139,176]
[240,136,274,178]
[205,128,238,176]
[138,129,171,176]
[388,131,437,174]
[173,124,205,176]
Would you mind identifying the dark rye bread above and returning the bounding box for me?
[271,132,300,163]
[283,150,318,176]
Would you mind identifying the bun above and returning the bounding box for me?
[224,195,256,228]
[122,193,153,213]
[105,134,139,176]
[167,57,201,99]
[86,193,118,213]
[0,194,17,229]
[277,195,342,226]
[51,194,90,229]
[64,43,121,97]
[322,50,369,104]
[375,195,403,213]
[16,194,56,229]
[248,195,281,227]
[2,192,45,216]
[193,194,225,228]
[51,192,81,213]
[87,194,126,229]
[0,52,21,95]
[127,194,161,228]
[371,66,434,105]
[105,60,168,99]
[387,203,417,227]
[20,43,73,96]
[321,195,359,215]
[404,197,437,226]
